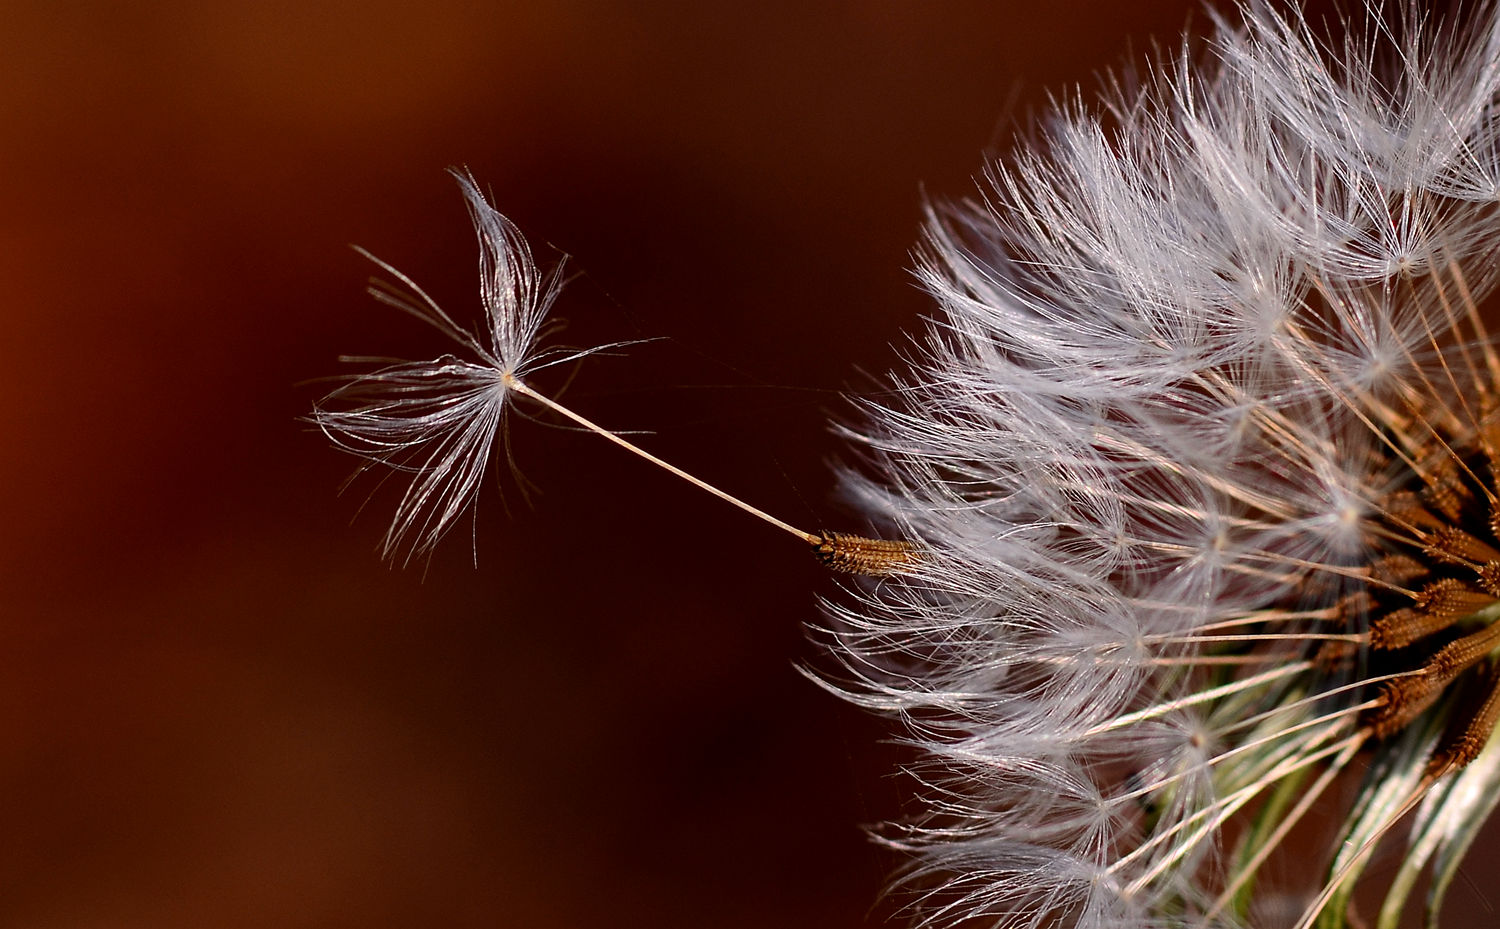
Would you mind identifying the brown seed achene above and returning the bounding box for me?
[1430,662,1500,774]
[1369,579,1493,650]
[813,532,922,576]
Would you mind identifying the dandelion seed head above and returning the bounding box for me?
[828,1,1500,926]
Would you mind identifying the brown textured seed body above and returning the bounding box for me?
[812,532,921,576]
[1353,387,1500,769]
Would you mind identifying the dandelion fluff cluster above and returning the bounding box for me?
[829,2,1500,926]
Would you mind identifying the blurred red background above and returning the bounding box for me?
[6,1,1493,928]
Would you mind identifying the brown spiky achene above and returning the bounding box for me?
[813,532,922,576]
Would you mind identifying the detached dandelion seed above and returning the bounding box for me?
[315,169,912,573]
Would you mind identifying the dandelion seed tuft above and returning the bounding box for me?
[313,169,581,563]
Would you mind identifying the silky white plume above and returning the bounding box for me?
[314,170,587,562]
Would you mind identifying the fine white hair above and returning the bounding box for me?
[313,171,607,563]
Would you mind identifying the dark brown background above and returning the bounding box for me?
[5,1,1493,928]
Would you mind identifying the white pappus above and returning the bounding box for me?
[315,171,602,563]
